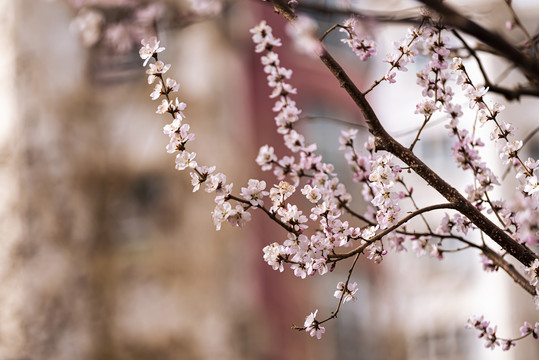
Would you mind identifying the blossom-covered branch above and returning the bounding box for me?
[268,0,537,266]
[466,316,539,351]
[134,0,538,349]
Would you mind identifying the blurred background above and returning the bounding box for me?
[0,0,537,359]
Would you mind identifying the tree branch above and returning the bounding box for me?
[481,246,537,296]
[416,0,539,83]
[486,84,539,101]
[319,46,537,266]
[295,2,422,25]
[330,203,458,260]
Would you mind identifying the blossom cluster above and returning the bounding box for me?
[449,58,539,243]
[380,19,538,250]
[368,153,402,229]
[415,24,452,101]
[466,315,539,351]
[251,20,379,337]
[339,130,445,260]
[140,37,256,232]
[339,130,403,231]
[466,315,513,351]
[401,23,503,229]
[251,22,355,278]
[304,309,325,339]
[452,59,538,204]
[334,281,359,303]
[351,16,538,301]
[339,17,377,61]
[380,23,424,85]
[520,321,539,339]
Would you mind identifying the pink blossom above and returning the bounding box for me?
[465,86,488,109]
[250,21,282,53]
[263,243,285,272]
[256,145,277,171]
[366,243,387,263]
[334,281,358,302]
[240,179,268,207]
[480,254,498,272]
[226,205,252,228]
[524,259,539,287]
[301,184,322,203]
[175,151,197,171]
[340,17,377,61]
[304,310,325,339]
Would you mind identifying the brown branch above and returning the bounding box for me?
[292,0,539,91]
[416,0,539,83]
[452,29,492,85]
[487,84,539,101]
[293,252,362,331]
[452,29,539,100]
[269,0,297,23]
[228,194,298,234]
[320,252,360,324]
[295,2,422,25]
[319,47,537,266]
[504,0,538,57]
[481,246,537,296]
[330,203,458,260]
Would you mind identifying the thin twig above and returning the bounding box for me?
[504,0,538,57]
[416,0,539,83]
[330,203,458,259]
[292,252,361,331]
[228,194,298,234]
[409,114,432,151]
[452,29,492,85]
[501,125,539,180]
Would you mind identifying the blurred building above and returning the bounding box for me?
[0,0,304,359]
